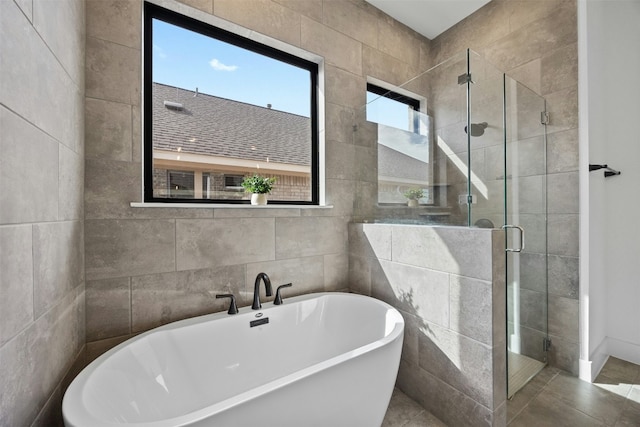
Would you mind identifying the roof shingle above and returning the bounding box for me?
[152,83,311,166]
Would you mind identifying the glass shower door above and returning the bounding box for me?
[466,50,549,398]
[504,76,549,398]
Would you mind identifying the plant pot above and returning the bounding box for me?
[407,199,419,207]
[251,193,268,206]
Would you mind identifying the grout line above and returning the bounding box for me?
[507,400,530,425]
[30,2,84,89]
[507,370,559,425]
[566,405,609,426]
[409,409,426,425]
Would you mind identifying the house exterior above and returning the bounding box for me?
[152,82,312,200]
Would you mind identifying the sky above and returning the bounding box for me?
[366,92,414,131]
[152,18,418,131]
[152,19,312,117]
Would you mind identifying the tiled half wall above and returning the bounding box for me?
[349,223,507,426]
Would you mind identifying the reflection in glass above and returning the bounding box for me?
[367,84,433,206]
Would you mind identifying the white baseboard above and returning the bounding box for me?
[583,337,609,382]
[606,337,640,366]
[583,336,640,382]
[579,358,595,382]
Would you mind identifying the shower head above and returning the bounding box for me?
[464,122,488,137]
[474,218,495,228]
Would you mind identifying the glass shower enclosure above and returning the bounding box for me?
[358,49,549,398]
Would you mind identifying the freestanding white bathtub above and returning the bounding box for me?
[63,292,404,427]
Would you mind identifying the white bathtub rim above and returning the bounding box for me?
[63,292,404,427]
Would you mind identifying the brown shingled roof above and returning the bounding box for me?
[152,83,311,166]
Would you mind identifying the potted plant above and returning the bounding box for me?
[241,174,276,205]
[403,188,424,207]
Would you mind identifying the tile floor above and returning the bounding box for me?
[382,357,640,426]
[382,388,447,427]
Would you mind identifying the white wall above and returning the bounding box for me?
[580,0,640,380]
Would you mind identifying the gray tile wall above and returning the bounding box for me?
[83,0,429,357]
[431,0,580,374]
[349,223,507,426]
[0,0,86,426]
[0,0,580,424]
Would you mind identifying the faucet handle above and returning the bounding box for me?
[274,283,292,305]
[216,294,238,315]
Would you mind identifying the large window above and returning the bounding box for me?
[366,82,433,205]
[143,3,319,204]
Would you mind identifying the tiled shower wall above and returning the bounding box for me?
[349,223,507,426]
[429,0,580,374]
[83,0,432,356]
[350,0,579,373]
[0,0,85,426]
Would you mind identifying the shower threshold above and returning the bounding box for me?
[508,351,546,398]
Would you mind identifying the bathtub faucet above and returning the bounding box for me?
[252,272,273,310]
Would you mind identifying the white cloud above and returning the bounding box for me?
[153,44,167,59]
[209,58,238,72]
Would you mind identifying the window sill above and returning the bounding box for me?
[376,204,435,208]
[130,202,333,210]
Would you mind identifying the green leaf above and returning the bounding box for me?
[241,174,276,194]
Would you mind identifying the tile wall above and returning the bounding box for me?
[83,0,431,357]
[349,223,507,426]
[0,0,86,426]
[0,0,580,424]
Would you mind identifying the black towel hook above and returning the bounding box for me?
[589,164,621,178]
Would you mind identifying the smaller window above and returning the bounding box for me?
[367,82,433,206]
[168,170,194,199]
[224,174,244,190]
[367,83,421,133]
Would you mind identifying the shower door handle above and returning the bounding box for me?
[502,225,525,253]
